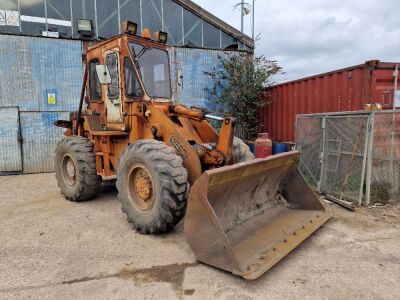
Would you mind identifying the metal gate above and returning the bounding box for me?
[296,110,400,206]
[296,112,370,205]
[0,107,22,172]
[19,111,69,173]
[296,117,323,190]
[321,115,369,204]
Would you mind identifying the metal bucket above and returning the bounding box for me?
[184,151,331,280]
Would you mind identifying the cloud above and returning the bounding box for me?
[193,0,400,81]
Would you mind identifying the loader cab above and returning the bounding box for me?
[85,21,172,128]
[128,41,171,99]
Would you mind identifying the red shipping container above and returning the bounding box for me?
[260,60,400,143]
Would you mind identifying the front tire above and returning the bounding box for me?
[116,140,189,234]
[54,136,102,201]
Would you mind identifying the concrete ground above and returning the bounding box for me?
[0,173,399,300]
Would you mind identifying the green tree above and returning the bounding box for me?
[205,54,282,140]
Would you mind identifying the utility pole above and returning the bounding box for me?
[389,64,398,197]
[252,0,255,40]
[394,64,398,109]
[240,0,244,33]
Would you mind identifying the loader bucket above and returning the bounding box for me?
[184,151,331,280]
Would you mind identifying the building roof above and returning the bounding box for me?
[175,0,254,48]
[0,0,254,50]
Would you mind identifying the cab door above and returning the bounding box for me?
[104,50,123,123]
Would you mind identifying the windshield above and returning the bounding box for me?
[128,42,171,99]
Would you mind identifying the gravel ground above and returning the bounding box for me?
[0,173,399,300]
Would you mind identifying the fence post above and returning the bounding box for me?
[358,114,371,205]
[294,116,298,149]
[365,112,375,206]
[389,111,396,195]
[318,116,326,193]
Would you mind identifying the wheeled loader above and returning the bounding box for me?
[54,21,331,280]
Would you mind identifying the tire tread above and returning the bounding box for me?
[116,139,189,234]
[55,136,101,201]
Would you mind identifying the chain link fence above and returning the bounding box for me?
[370,113,400,203]
[296,110,400,206]
[296,117,322,189]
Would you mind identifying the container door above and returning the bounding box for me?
[0,107,22,172]
[104,50,123,123]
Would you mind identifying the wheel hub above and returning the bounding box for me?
[135,174,153,201]
[127,164,155,212]
[62,155,77,186]
[66,159,76,179]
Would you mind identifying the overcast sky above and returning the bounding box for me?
[193,0,400,82]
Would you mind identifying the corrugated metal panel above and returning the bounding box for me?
[20,111,69,173]
[261,60,400,142]
[0,107,22,172]
[171,47,238,110]
[0,34,82,112]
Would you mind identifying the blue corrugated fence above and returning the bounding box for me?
[0,35,240,173]
[0,35,82,112]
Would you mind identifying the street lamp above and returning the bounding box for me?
[233,1,255,40]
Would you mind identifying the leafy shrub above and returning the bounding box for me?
[205,54,282,140]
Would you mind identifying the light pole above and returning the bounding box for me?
[394,64,398,109]
[240,0,244,33]
[252,0,255,40]
[235,1,255,40]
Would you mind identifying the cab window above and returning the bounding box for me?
[124,57,143,98]
[89,59,101,101]
[105,53,119,99]
[128,42,171,98]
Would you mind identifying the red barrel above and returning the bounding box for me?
[255,133,272,158]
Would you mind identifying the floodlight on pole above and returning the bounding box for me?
[243,7,251,15]
[233,1,255,41]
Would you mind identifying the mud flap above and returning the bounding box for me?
[184,151,331,280]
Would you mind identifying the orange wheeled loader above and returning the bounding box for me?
[54,21,331,280]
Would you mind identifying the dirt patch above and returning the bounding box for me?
[62,262,198,298]
[330,202,400,231]
[117,262,198,290]
[118,262,199,298]
[184,288,195,295]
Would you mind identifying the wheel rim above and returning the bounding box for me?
[127,164,155,212]
[62,154,77,186]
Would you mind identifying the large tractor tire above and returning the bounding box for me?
[232,137,254,163]
[117,140,189,234]
[54,136,102,201]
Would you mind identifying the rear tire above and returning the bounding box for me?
[116,140,189,234]
[232,137,254,163]
[54,136,102,201]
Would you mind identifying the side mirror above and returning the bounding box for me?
[95,64,111,84]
